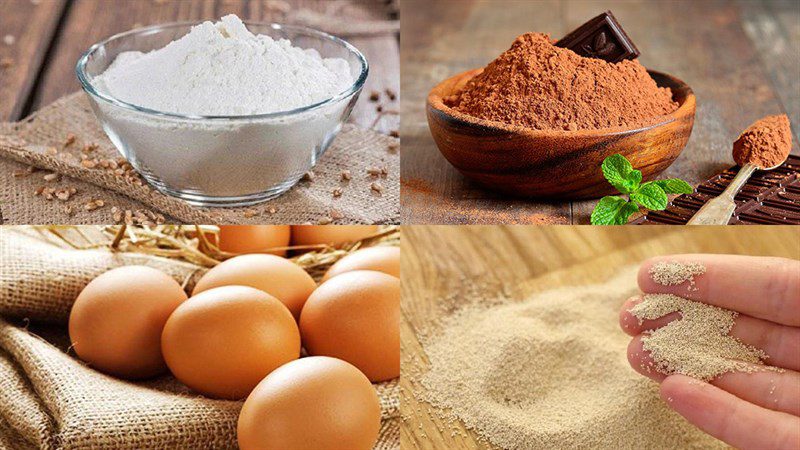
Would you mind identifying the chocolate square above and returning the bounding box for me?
[556,11,640,63]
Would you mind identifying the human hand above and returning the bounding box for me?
[619,255,800,450]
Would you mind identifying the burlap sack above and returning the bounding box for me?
[0,94,399,225]
[0,227,399,449]
[0,227,203,324]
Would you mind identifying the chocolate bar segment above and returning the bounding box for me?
[556,11,640,63]
[632,155,800,225]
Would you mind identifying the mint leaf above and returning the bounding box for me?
[591,196,639,225]
[619,201,641,223]
[651,178,694,195]
[630,183,668,210]
[625,169,643,192]
[592,155,694,224]
[602,154,639,194]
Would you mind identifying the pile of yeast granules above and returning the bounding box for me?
[414,268,724,449]
[446,33,678,131]
[631,293,771,380]
[648,260,706,288]
[633,260,777,381]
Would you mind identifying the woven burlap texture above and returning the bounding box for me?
[0,228,203,324]
[0,93,399,225]
[0,227,399,449]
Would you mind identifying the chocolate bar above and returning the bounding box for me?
[632,155,800,225]
[556,11,640,63]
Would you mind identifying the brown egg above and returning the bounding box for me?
[192,254,316,320]
[237,356,380,450]
[290,225,379,248]
[68,265,188,379]
[322,246,400,281]
[161,285,300,400]
[299,271,400,381]
[218,225,291,256]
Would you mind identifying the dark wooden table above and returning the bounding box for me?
[400,0,799,224]
[0,0,399,132]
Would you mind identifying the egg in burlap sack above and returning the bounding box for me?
[0,226,399,449]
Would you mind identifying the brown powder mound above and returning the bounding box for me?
[446,33,679,131]
[732,114,792,168]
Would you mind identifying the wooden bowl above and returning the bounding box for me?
[426,68,696,199]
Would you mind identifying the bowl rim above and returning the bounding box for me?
[427,68,695,137]
[75,21,369,121]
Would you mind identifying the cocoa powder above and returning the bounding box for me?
[732,114,792,169]
[446,33,679,131]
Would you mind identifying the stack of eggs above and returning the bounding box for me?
[67,225,400,450]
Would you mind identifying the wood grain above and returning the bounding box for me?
[401,0,800,224]
[400,225,800,449]
[0,0,67,121]
[736,0,800,143]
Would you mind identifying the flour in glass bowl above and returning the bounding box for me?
[95,14,354,115]
[84,15,364,203]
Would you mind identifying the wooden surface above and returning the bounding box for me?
[0,0,399,134]
[400,0,800,224]
[400,225,800,449]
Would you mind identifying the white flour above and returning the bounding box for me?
[96,15,353,115]
[86,15,363,202]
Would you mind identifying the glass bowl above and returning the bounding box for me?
[76,22,368,207]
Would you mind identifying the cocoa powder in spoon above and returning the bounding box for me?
[732,114,792,169]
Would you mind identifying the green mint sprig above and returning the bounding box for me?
[590,154,693,225]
